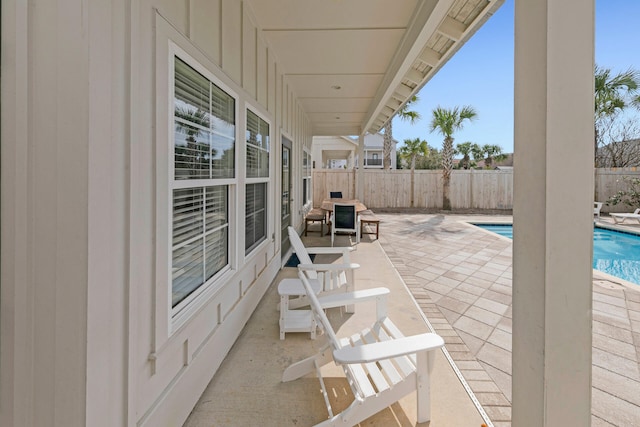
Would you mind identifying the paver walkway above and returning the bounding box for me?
[376,213,640,427]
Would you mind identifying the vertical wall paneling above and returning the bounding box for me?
[190,0,222,65]
[257,36,268,106]
[267,51,276,115]
[242,6,257,98]
[221,0,242,83]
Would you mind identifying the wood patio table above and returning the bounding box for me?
[320,198,368,235]
[320,198,367,214]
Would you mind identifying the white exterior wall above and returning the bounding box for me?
[1,1,312,426]
[362,133,397,169]
[311,135,357,169]
[311,133,395,169]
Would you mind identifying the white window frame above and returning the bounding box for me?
[244,106,271,255]
[302,148,312,208]
[162,42,239,332]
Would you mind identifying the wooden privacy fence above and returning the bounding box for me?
[312,168,640,212]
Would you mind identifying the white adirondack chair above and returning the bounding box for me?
[282,267,445,426]
[284,226,359,312]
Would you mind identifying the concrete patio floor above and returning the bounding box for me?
[185,213,640,427]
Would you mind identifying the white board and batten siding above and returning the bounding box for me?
[1,1,313,427]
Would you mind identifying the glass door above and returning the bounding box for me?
[281,136,292,257]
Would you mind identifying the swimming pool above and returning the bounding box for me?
[475,224,640,286]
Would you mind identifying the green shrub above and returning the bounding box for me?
[607,176,640,209]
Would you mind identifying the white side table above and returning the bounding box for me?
[278,278,322,340]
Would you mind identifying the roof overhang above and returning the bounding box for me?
[246,0,504,136]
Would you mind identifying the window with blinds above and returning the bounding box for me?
[302,150,311,205]
[246,110,269,178]
[245,109,270,254]
[174,57,235,180]
[245,183,267,253]
[172,56,235,309]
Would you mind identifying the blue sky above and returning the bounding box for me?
[392,0,640,155]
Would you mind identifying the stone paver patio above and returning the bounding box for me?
[376,212,640,427]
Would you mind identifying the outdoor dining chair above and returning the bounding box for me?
[330,203,360,247]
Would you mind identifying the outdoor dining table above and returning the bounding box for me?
[320,198,368,235]
[320,198,368,214]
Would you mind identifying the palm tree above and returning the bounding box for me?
[454,141,476,169]
[594,65,640,165]
[479,144,507,169]
[383,95,421,169]
[430,105,477,210]
[471,143,484,167]
[399,138,429,207]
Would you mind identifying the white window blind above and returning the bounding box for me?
[245,183,267,253]
[171,56,235,310]
[245,110,269,178]
[174,57,235,180]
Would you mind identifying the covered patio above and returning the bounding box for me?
[187,213,640,426]
[2,0,598,426]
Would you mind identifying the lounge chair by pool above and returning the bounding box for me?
[611,208,640,224]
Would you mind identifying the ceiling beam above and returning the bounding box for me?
[394,83,413,99]
[404,69,425,85]
[437,16,466,41]
[418,47,442,67]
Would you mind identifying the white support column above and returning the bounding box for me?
[513,0,594,426]
[356,132,365,200]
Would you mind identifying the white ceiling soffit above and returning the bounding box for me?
[247,0,504,136]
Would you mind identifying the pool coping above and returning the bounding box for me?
[465,220,640,292]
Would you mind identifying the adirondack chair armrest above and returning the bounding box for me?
[305,246,354,256]
[316,287,390,309]
[333,333,444,364]
[298,262,360,272]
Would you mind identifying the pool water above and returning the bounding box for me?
[476,224,640,286]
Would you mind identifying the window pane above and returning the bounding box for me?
[175,57,209,112]
[246,110,269,178]
[211,132,235,178]
[172,185,229,308]
[205,227,228,281]
[245,183,267,253]
[174,123,211,179]
[173,188,203,246]
[174,57,235,180]
[172,239,204,307]
[205,186,228,231]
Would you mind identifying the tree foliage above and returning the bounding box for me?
[596,118,640,167]
[399,138,429,171]
[478,144,507,169]
[454,141,475,169]
[383,95,421,169]
[608,176,640,209]
[430,105,477,209]
[594,65,640,166]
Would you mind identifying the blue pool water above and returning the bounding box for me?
[476,224,640,286]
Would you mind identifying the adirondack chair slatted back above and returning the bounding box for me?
[298,269,414,402]
[287,227,318,280]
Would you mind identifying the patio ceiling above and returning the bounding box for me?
[246,0,504,136]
